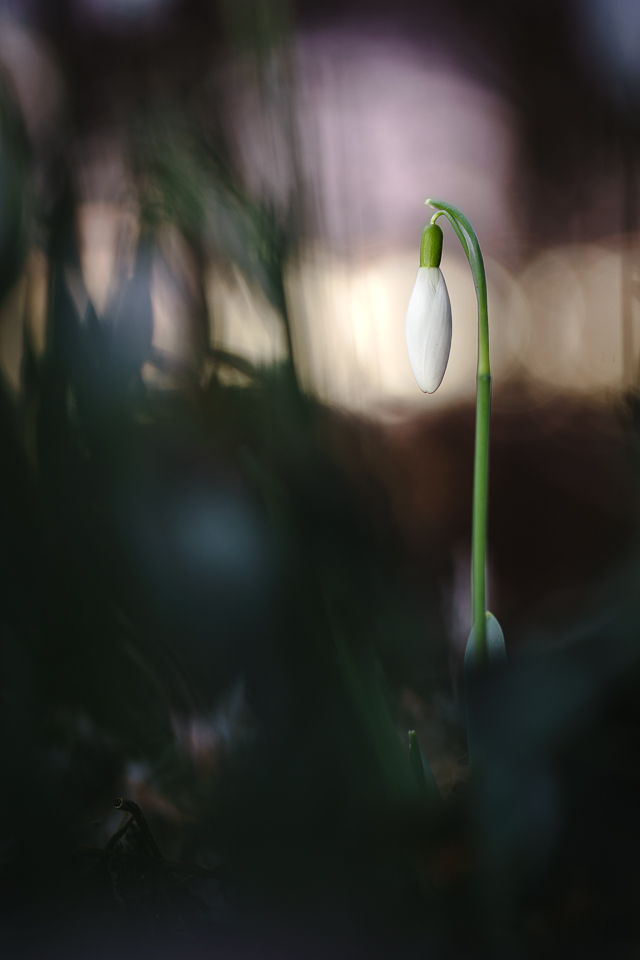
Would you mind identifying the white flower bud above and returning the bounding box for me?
[405,266,452,394]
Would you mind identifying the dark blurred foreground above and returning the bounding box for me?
[3,253,640,959]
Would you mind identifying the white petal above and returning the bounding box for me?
[405,267,452,393]
[405,267,437,391]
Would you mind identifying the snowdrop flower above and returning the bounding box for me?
[404,198,504,772]
[412,199,504,670]
[405,223,452,394]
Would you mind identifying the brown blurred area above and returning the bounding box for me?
[325,387,638,653]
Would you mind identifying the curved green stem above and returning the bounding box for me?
[427,199,490,662]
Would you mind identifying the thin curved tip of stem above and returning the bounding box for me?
[425,199,446,223]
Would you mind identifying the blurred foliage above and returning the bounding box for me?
[0,73,29,307]
[0,59,451,953]
[2,8,640,957]
[219,0,293,53]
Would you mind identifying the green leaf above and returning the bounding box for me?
[408,729,441,803]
